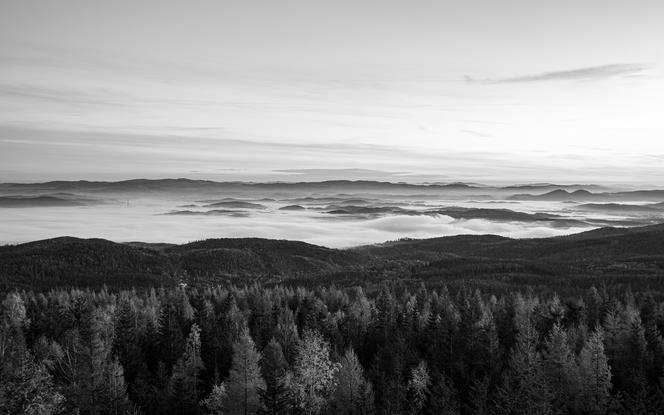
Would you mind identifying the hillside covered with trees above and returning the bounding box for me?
[2,224,664,414]
[1,224,663,293]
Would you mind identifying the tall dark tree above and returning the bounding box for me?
[0,293,65,414]
[258,338,290,415]
[112,297,144,383]
[493,311,553,415]
[541,323,580,413]
[169,323,205,415]
[578,328,612,414]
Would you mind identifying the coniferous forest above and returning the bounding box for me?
[3,279,664,414]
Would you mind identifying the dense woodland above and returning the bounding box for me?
[2,224,664,414]
[3,282,664,414]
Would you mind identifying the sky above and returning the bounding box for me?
[1,0,664,184]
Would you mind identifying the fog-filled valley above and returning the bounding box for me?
[2,179,664,247]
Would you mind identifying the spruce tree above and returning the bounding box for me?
[332,347,374,415]
[541,323,580,412]
[112,297,143,383]
[494,314,553,415]
[226,327,266,415]
[258,338,290,415]
[169,323,205,414]
[578,328,612,414]
[0,293,65,414]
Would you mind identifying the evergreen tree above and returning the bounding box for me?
[463,376,488,415]
[622,318,652,396]
[103,356,133,415]
[424,370,459,415]
[0,349,65,415]
[258,339,290,415]
[226,328,266,415]
[578,328,612,414]
[331,347,374,415]
[494,314,553,415]
[169,323,205,415]
[0,293,65,414]
[112,297,143,383]
[541,323,580,412]
[158,299,185,369]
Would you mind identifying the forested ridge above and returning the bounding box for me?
[2,224,664,414]
[1,224,664,293]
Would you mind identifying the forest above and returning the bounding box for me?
[2,224,664,414]
[2,281,664,414]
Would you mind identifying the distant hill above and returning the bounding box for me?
[322,205,587,226]
[355,224,664,289]
[501,183,607,192]
[0,237,174,289]
[0,235,368,290]
[278,204,306,211]
[357,223,664,260]
[203,201,267,209]
[0,194,97,207]
[575,203,664,214]
[164,209,250,217]
[510,189,664,202]
[2,224,663,291]
[0,178,486,195]
[2,178,604,199]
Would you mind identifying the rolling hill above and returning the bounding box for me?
[1,224,663,292]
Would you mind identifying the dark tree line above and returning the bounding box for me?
[2,283,664,414]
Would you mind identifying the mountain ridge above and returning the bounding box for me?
[2,223,663,291]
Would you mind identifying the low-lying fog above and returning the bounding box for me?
[1,180,663,248]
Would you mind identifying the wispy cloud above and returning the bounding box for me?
[0,82,126,106]
[460,129,494,139]
[273,168,414,180]
[466,63,649,84]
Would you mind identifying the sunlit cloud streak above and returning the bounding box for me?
[465,63,650,84]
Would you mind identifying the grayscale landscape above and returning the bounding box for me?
[2,1,664,415]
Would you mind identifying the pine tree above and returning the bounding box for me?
[170,323,205,415]
[541,323,580,412]
[103,356,133,415]
[622,317,652,396]
[158,299,185,369]
[0,293,65,414]
[112,297,143,383]
[0,349,65,415]
[424,370,459,415]
[331,347,374,415]
[463,376,488,415]
[494,313,553,415]
[258,338,290,415]
[226,328,266,415]
[578,328,612,414]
